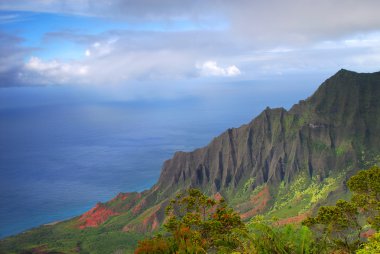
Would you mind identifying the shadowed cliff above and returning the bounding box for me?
[154,69,380,200]
[84,69,380,231]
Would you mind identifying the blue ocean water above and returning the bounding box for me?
[0,77,323,238]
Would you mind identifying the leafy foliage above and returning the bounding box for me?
[303,200,361,252]
[347,165,380,230]
[242,216,316,254]
[357,232,380,254]
[136,190,320,254]
[304,165,380,253]
[135,189,246,254]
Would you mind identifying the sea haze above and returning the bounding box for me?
[0,76,323,238]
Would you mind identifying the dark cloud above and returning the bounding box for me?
[3,0,380,46]
[0,32,35,86]
[223,0,380,47]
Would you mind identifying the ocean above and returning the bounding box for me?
[0,77,322,238]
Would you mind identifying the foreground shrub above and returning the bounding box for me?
[135,189,246,253]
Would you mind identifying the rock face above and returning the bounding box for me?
[81,69,380,230]
[155,69,380,198]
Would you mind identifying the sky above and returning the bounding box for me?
[1,0,380,90]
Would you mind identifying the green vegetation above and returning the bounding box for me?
[357,232,380,254]
[268,171,345,218]
[335,142,352,156]
[135,189,245,253]
[303,200,362,252]
[1,166,379,254]
[1,167,379,254]
[347,166,380,230]
[0,220,144,254]
[135,190,319,254]
[303,165,380,253]
[243,216,316,254]
[136,166,380,254]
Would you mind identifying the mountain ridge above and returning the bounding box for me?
[76,68,380,232]
[2,69,380,253]
[76,68,380,233]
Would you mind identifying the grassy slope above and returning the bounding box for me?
[0,217,144,254]
[0,158,376,254]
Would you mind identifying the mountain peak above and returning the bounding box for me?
[333,68,380,78]
[336,68,357,74]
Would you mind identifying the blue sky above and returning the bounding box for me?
[1,0,380,89]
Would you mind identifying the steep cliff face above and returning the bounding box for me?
[76,69,380,230]
[86,69,380,229]
[154,69,380,203]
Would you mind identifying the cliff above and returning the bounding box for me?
[78,69,380,232]
[155,69,380,198]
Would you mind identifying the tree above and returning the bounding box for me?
[303,165,380,253]
[135,189,246,254]
[347,165,380,230]
[303,200,361,252]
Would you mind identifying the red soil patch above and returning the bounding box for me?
[111,192,131,202]
[132,199,147,215]
[361,228,376,238]
[142,212,160,231]
[140,204,162,232]
[275,213,309,226]
[110,192,143,212]
[240,186,270,220]
[78,203,118,229]
[123,204,162,232]
[214,192,223,201]
[151,184,160,192]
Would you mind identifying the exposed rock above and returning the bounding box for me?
[77,69,380,231]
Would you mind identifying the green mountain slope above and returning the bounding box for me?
[1,69,380,254]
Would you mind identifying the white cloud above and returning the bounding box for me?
[2,1,380,86]
[24,56,88,84]
[197,61,241,77]
[3,1,380,47]
[85,38,118,58]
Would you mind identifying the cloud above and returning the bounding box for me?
[83,38,118,58]
[222,0,380,48]
[26,29,242,85]
[0,32,35,86]
[0,13,28,24]
[3,0,380,46]
[1,1,380,87]
[197,61,241,77]
[23,57,88,85]
[0,0,217,20]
